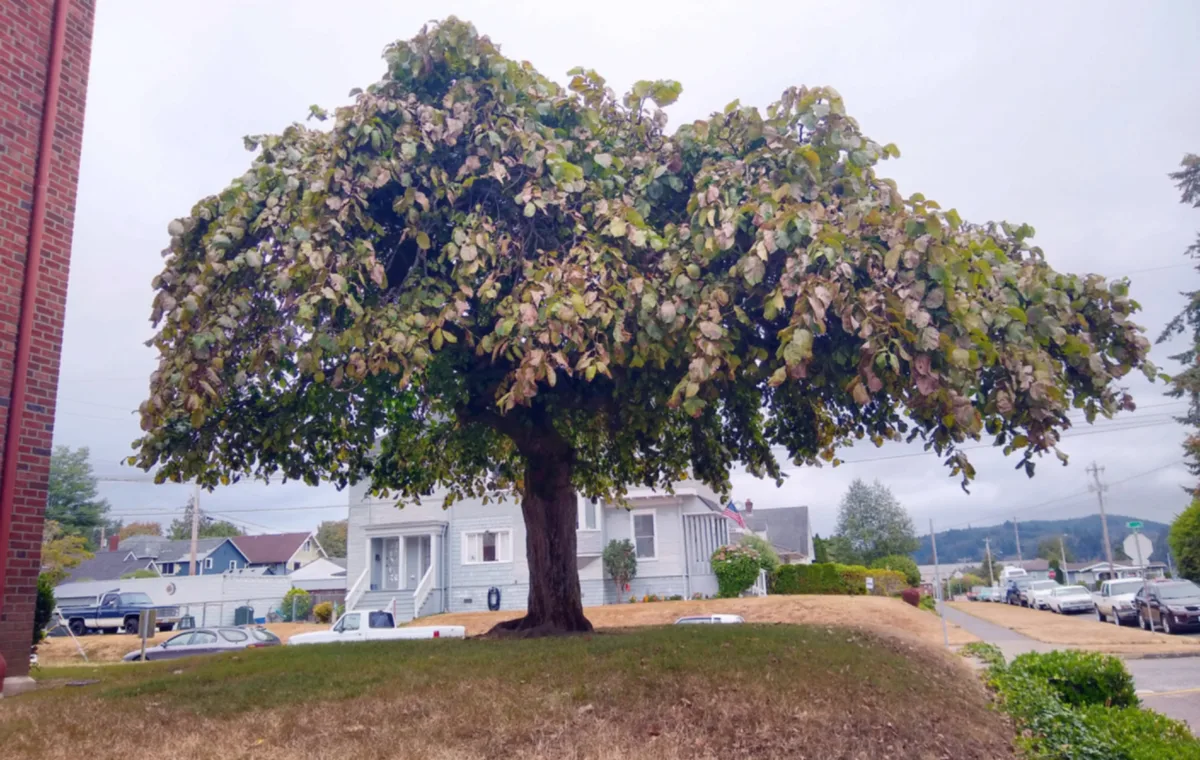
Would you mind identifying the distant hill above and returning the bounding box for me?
[914,514,1171,565]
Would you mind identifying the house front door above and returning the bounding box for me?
[370,537,402,591]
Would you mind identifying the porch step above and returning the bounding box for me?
[355,590,415,623]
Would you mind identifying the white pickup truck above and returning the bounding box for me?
[287,610,466,646]
[1094,578,1147,626]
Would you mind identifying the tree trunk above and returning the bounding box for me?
[489,432,593,636]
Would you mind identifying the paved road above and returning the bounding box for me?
[942,604,1200,728]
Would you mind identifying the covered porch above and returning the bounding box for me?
[348,521,447,620]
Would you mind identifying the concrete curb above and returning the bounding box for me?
[1119,650,1200,661]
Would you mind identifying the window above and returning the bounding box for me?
[293,561,301,570]
[334,613,361,632]
[463,530,513,564]
[191,631,218,645]
[160,562,174,575]
[577,498,598,531]
[632,510,656,559]
[164,632,194,648]
[303,539,311,552]
[228,560,238,571]
[203,557,213,570]
[219,629,249,642]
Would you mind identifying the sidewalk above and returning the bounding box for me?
[939,604,1058,659]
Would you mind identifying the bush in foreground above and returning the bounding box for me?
[1007,650,1137,709]
[979,649,1197,760]
[869,554,921,587]
[738,534,781,573]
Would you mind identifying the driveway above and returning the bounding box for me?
[942,604,1200,729]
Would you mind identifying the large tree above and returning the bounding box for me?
[1169,499,1200,581]
[48,446,110,545]
[167,499,243,540]
[119,521,164,540]
[1158,154,1200,486]
[40,520,92,586]
[317,519,348,557]
[1036,535,1074,562]
[835,479,918,563]
[131,19,1152,633]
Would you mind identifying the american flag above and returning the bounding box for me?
[722,501,747,529]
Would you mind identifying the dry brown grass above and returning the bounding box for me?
[948,601,1200,655]
[36,622,328,666]
[4,624,1013,760]
[418,594,978,646]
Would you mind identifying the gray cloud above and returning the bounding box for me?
[55,1,1200,535]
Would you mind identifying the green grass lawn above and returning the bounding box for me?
[4,625,1014,759]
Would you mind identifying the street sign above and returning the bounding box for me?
[865,577,875,592]
[1123,533,1153,565]
[1127,521,1143,529]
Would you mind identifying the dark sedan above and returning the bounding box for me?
[124,626,281,661]
[1136,580,1200,635]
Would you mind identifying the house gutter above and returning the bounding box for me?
[0,0,71,636]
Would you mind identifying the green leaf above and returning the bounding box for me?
[416,231,431,250]
[1011,434,1029,448]
[524,202,536,218]
[594,153,613,168]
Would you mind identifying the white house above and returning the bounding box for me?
[344,479,780,622]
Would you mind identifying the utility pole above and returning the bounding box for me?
[189,483,200,576]
[984,537,996,586]
[930,519,950,648]
[1058,536,1069,584]
[99,524,106,552]
[1087,461,1115,582]
[1013,518,1023,564]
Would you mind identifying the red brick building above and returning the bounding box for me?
[0,0,95,692]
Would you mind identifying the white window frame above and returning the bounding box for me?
[461,529,514,565]
[302,539,311,552]
[228,560,238,570]
[631,509,657,561]
[577,498,599,532]
[203,557,213,570]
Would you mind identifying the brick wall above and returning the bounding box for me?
[0,0,95,682]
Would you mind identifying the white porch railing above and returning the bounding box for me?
[345,568,369,611]
[412,563,435,620]
[749,568,769,597]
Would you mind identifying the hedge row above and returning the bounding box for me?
[770,563,908,596]
[967,645,1199,760]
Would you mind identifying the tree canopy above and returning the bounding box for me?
[48,446,110,546]
[131,18,1153,631]
[119,521,164,540]
[1169,499,1200,581]
[835,479,918,563]
[40,519,92,586]
[1158,154,1200,486]
[167,499,243,540]
[317,519,348,557]
[1036,535,1074,562]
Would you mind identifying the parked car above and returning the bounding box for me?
[1136,580,1200,634]
[674,614,745,624]
[1046,585,1095,614]
[1006,577,1035,605]
[1094,578,1145,626]
[1022,580,1061,610]
[287,611,467,645]
[123,626,280,661]
[61,590,181,636]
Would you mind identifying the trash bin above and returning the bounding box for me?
[234,606,255,626]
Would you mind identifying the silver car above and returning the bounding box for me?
[124,626,280,662]
[674,614,745,624]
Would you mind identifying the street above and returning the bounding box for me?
[942,605,1200,729]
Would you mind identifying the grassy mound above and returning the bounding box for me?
[4,625,1013,759]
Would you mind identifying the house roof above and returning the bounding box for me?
[231,532,314,564]
[743,507,810,556]
[153,538,231,563]
[62,552,156,584]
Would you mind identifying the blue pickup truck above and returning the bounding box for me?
[60,590,181,636]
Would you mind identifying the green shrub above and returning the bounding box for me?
[738,534,780,573]
[603,539,638,601]
[918,594,936,612]
[34,573,55,645]
[869,555,921,586]
[1080,704,1200,760]
[990,669,1110,760]
[280,588,313,622]
[710,544,761,598]
[836,564,907,596]
[1008,650,1137,709]
[667,594,683,601]
[771,563,842,594]
[313,601,334,623]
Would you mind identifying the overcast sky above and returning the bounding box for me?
[55,1,1200,542]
